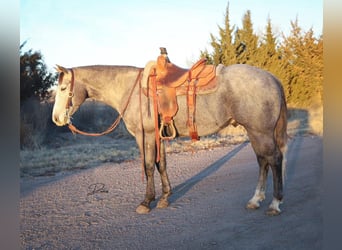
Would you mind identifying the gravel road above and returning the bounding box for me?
[20,135,322,249]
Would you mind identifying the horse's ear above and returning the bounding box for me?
[55,64,69,74]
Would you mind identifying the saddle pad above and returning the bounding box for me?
[141,60,156,89]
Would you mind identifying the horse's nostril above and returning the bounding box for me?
[53,115,59,123]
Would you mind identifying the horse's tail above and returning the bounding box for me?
[275,93,288,183]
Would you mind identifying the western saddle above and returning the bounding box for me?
[144,47,218,143]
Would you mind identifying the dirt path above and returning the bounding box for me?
[20,135,322,249]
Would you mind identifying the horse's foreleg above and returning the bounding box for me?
[135,133,156,214]
[156,141,172,208]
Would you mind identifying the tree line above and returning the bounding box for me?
[200,5,323,108]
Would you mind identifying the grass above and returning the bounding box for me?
[20,134,139,178]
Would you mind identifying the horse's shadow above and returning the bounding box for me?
[166,141,249,205]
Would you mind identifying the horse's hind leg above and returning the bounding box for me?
[246,155,269,209]
[247,132,284,215]
[156,141,172,208]
[267,148,284,215]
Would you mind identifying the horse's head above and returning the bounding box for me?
[52,65,88,126]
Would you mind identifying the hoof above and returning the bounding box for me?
[157,199,169,209]
[266,198,282,216]
[136,204,151,214]
[246,193,265,210]
[246,201,260,210]
[266,208,281,216]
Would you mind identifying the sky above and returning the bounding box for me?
[20,0,323,71]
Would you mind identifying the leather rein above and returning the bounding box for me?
[65,68,143,136]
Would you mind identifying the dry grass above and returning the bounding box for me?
[20,99,54,150]
[20,134,139,178]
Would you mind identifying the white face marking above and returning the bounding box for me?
[52,72,73,126]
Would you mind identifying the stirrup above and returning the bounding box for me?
[159,120,176,140]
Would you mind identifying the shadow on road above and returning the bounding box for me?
[168,141,249,205]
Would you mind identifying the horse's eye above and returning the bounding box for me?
[60,86,67,91]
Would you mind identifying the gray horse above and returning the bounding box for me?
[52,63,287,215]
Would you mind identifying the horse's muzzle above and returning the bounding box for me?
[52,114,68,126]
[52,108,72,126]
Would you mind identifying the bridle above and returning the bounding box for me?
[61,68,143,136]
[65,69,75,110]
[64,69,75,122]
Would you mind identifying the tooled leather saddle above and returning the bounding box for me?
[144,47,218,141]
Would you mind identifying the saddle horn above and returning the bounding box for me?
[159,47,170,63]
